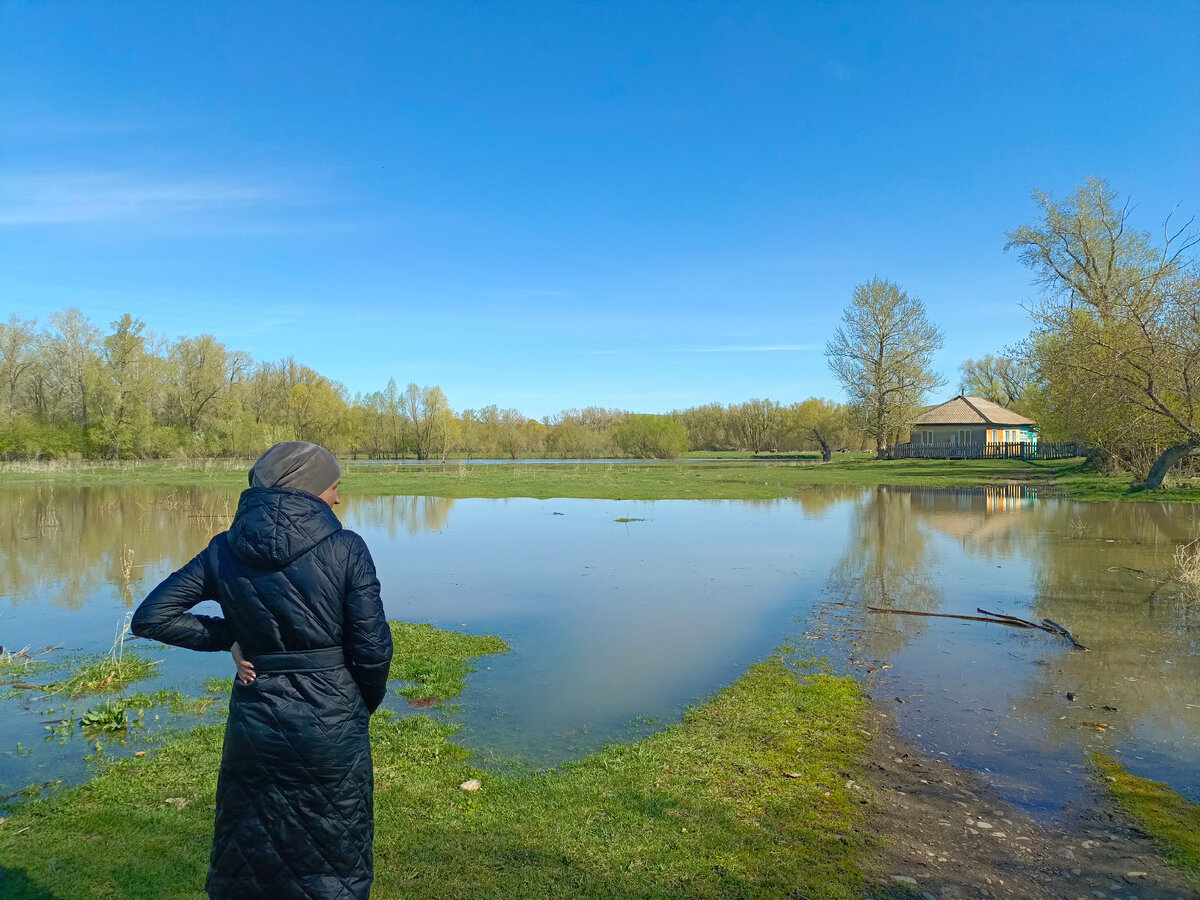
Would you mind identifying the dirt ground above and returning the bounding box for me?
[860,700,1198,899]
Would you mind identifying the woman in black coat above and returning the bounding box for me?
[132,442,394,900]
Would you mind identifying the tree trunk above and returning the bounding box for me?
[1144,441,1199,489]
[812,429,832,462]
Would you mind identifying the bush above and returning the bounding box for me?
[614,415,689,459]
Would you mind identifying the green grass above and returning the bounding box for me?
[0,629,873,899]
[1092,754,1200,887]
[2,455,1197,502]
[201,676,233,694]
[388,621,510,702]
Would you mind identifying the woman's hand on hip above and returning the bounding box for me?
[231,641,256,684]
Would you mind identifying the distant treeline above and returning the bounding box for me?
[0,309,869,461]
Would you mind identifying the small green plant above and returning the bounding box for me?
[80,700,128,733]
[202,676,234,694]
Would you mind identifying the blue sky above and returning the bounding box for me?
[2,1,1197,420]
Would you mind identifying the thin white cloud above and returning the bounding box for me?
[0,170,293,226]
[587,345,819,355]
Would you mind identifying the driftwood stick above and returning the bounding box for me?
[976,608,1056,633]
[867,607,1033,626]
[1041,618,1090,651]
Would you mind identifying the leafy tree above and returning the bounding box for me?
[613,415,689,459]
[958,355,1032,409]
[824,278,945,457]
[96,315,158,458]
[674,402,733,451]
[1007,178,1200,488]
[0,315,38,425]
[401,383,451,461]
[170,334,231,432]
[43,308,101,430]
[728,399,783,453]
[785,398,850,461]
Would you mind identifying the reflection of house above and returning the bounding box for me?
[899,485,1035,544]
[884,396,1062,459]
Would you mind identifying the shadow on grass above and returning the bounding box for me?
[0,866,64,899]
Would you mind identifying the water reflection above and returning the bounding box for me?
[0,486,235,613]
[827,484,1200,810]
[1,483,1197,816]
[830,486,944,658]
[0,488,457,620]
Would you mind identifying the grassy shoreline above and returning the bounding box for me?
[0,627,873,899]
[2,456,1197,502]
[1093,754,1200,888]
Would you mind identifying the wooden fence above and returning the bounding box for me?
[881,441,1084,461]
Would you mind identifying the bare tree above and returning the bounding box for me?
[825,278,945,457]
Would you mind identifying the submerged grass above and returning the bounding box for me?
[388,621,510,702]
[40,651,160,700]
[0,649,51,681]
[1092,754,1200,887]
[0,628,872,899]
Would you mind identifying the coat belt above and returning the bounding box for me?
[248,647,345,673]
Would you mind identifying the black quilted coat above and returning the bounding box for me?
[131,487,394,900]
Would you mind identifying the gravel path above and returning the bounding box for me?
[861,703,1197,899]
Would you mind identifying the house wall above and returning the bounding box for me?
[912,424,1035,445]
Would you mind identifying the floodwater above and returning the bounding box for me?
[1,484,1197,816]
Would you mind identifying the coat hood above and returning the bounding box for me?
[227,486,342,568]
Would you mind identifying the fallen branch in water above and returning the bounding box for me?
[866,607,1034,626]
[866,606,1089,651]
[976,607,1052,631]
[1040,618,1089,651]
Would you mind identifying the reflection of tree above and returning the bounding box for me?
[0,489,461,620]
[830,486,943,658]
[793,484,869,517]
[343,495,456,537]
[1006,499,1200,746]
[0,486,237,613]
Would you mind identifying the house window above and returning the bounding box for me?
[958,429,972,445]
[921,430,934,445]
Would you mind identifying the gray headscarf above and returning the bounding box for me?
[249,441,341,497]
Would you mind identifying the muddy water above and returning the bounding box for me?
[0,484,1196,815]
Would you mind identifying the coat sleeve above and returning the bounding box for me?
[131,545,235,652]
[343,533,393,713]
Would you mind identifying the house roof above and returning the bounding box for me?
[911,395,1036,426]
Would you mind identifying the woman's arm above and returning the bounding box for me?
[342,534,393,713]
[131,548,235,652]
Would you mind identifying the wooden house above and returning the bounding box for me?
[910,395,1037,448]
[880,395,1059,459]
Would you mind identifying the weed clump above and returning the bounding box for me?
[1174,540,1200,602]
[42,614,159,699]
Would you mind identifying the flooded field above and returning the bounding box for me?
[1,484,1197,815]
